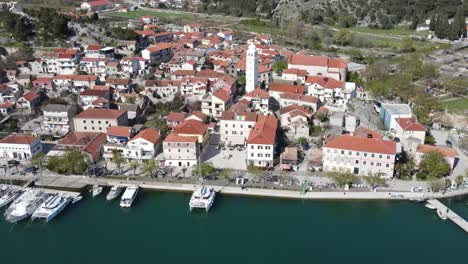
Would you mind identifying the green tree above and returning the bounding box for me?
[193,162,215,177]
[314,111,328,122]
[326,169,359,188]
[363,174,387,189]
[237,75,246,86]
[272,60,288,74]
[455,175,464,187]
[31,152,46,169]
[400,37,415,53]
[337,16,357,28]
[112,150,126,174]
[454,7,467,38]
[46,148,88,175]
[421,63,437,79]
[348,72,364,86]
[418,151,451,180]
[219,169,233,182]
[333,29,353,46]
[304,30,323,50]
[129,161,139,178]
[13,18,28,41]
[142,160,157,178]
[429,179,445,192]
[182,167,188,177]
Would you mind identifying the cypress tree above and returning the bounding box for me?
[429,14,436,31]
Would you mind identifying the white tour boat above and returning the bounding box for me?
[106,186,123,201]
[0,187,23,208]
[437,209,448,220]
[5,189,47,223]
[31,194,70,222]
[424,203,436,210]
[120,186,139,208]
[91,185,103,198]
[189,186,216,212]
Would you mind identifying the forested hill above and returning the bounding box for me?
[198,0,467,28]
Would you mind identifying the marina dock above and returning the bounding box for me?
[426,199,468,233]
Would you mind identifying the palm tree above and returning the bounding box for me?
[112,150,125,174]
[129,161,139,179]
[142,160,157,178]
[182,167,187,178]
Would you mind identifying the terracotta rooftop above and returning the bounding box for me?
[324,135,396,155]
[243,88,269,99]
[220,111,257,122]
[269,83,306,94]
[164,133,198,143]
[129,128,161,144]
[247,115,278,145]
[166,112,187,123]
[395,118,426,132]
[107,126,133,137]
[279,104,312,116]
[173,119,208,135]
[279,93,319,104]
[212,89,230,103]
[74,108,126,119]
[0,135,38,145]
[288,54,347,69]
[305,76,344,89]
[353,126,382,140]
[22,91,40,102]
[416,144,458,158]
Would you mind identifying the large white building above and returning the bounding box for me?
[0,135,42,160]
[245,43,259,93]
[219,111,257,146]
[246,115,278,168]
[73,108,128,133]
[393,117,426,155]
[287,54,348,81]
[163,133,199,167]
[43,104,78,135]
[323,135,397,178]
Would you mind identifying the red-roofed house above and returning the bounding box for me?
[142,43,173,64]
[242,88,270,114]
[246,115,278,168]
[268,83,306,100]
[415,144,459,171]
[0,102,15,115]
[323,135,397,178]
[16,91,41,114]
[219,111,257,146]
[163,132,200,167]
[306,76,354,106]
[81,0,113,13]
[279,93,320,111]
[125,128,162,161]
[279,104,312,139]
[287,54,348,81]
[166,112,187,129]
[48,132,107,161]
[73,108,128,132]
[80,89,111,109]
[0,135,42,160]
[282,68,308,84]
[106,126,135,144]
[145,80,180,99]
[201,89,231,119]
[173,119,209,145]
[394,117,426,154]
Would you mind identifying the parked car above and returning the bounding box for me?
[445,140,453,147]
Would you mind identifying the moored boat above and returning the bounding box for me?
[425,203,436,210]
[437,209,448,220]
[91,185,103,198]
[0,188,23,208]
[120,186,139,208]
[189,186,216,212]
[5,189,47,223]
[106,186,123,201]
[31,194,70,222]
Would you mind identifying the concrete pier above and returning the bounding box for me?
[426,199,468,233]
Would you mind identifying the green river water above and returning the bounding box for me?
[1,190,467,263]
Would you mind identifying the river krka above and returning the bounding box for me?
[1,191,467,263]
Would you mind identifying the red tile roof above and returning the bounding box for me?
[283,68,308,77]
[305,76,344,89]
[106,78,130,86]
[107,126,133,137]
[86,44,103,51]
[269,83,305,94]
[247,115,278,145]
[85,0,111,7]
[146,43,173,52]
[279,93,319,104]
[0,102,14,109]
[74,108,126,119]
[243,88,269,99]
[324,135,396,155]
[353,126,382,140]
[167,112,187,123]
[57,132,106,161]
[173,119,208,135]
[80,89,108,97]
[129,128,161,144]
[212,89,230,103]
[288,54,347,69]
[416,144,458,158]
[279,104,312,116]
[220,111,257,122]
[22,91,40,102]
[0,135,38,145]
[395,118,426,132]
[164,133,198,143]
[187,111,207,121]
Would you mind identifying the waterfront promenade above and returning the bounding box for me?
[427,199,468,233]
[2,174,468,201]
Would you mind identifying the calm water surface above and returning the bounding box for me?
[1,190,467,264]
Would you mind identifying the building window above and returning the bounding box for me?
[356,152,360,156]
[387,155,391,159]
[371,162,374,166]
[250,145,254,149]
[386,164,390,168]
[371,154,375,158]
[363,161,366,165]
[377,163,382,167]
[341,150,344,154]
[379,154,382,159]
[84,126,87,130]
[364,153,367,157]
[355,160,359,164]
[348,151,352,155]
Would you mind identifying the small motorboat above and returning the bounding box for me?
[91,185,103,198]
[425,203,436,210]
[71,195,83,204]
[437,209,448,220]
[106,186,123,201]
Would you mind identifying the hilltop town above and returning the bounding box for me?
[0,0,467,195]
